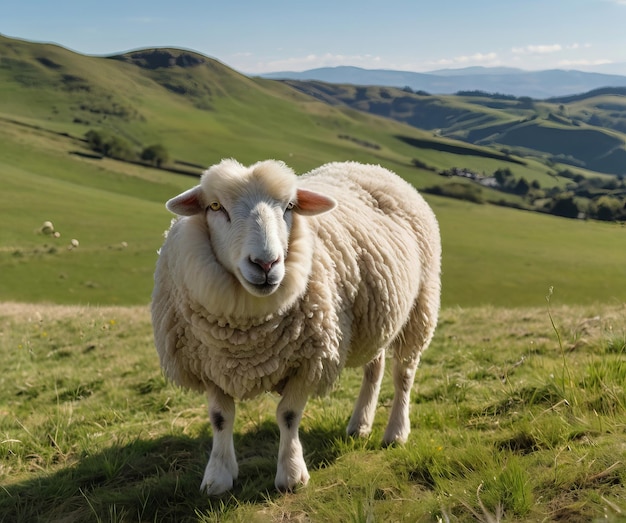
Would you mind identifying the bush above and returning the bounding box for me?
[84,130,136,161]
[514,177,530,195]
[141,144,170,167]
[85,129,104,152]
[592,196,624,221]
[494,168,513,186]
[411,158,435,171]
[423,183,484,204]
[105,136,135,161]
[549,194,582,219]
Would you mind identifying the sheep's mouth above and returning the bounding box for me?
[249,281,280,296]
[239,264,283,296]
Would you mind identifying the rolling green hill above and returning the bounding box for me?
[0,34,450,171]
[1,34,626,307]
[283,80,626,176]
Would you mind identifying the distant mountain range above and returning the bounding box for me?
[259,66,626,99]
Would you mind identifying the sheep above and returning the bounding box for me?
[151,158,441,495]
[40,221,55,235]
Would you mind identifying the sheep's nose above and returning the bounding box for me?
[250,256,280,275]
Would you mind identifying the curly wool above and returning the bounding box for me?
[155,259,343,399]
[152,161,440,401]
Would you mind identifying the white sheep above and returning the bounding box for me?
[151,159,441,495]
[41,221,55,235]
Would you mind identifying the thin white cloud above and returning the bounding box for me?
[426,52,500,68]
[246,53,382,73]
[559,58,613,67]
[512,44,562,55]
[512,43,592,55]
[456,52,499,64]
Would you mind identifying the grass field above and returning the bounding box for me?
[1,300,624,522]
[1,35,625,522]
[2,119,626,309]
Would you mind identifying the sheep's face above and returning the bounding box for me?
[166,159,336,298]
[209,195,293,297]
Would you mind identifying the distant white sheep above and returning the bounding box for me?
[38,220,61,238]
[41,221,55,235]
[151,159,441,495]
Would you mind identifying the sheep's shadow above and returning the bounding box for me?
[2,419,348,522]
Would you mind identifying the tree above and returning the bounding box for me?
[494,168,513,187]
[550,194,581,219]
[514,177,530,195]
[104,136,135,161]
[85,130,105,153]
[593,196,622,221]
[518,97,535,109]
[84,130,135,161]
[141,144,170,167]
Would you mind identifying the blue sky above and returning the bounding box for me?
[3,0,626,74]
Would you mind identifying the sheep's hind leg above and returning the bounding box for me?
[275,381,310,492]
[346,352,385,438]
[201,385,238,496]
[383,355,419,445]
[384,286,438,446]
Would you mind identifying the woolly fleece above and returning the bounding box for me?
[151,161,441,401]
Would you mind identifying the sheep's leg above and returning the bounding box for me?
[383,354,420,445]
[200,385,238,496]
[346,352,385,437]
[275,381,310,492]
[384,285,439,446]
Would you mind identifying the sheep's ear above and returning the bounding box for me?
[166,186,204,216]
[295,188,337,216]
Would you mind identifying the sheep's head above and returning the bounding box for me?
[166,159,336,298]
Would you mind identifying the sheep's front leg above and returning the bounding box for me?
[201,385,238,496]
[275,382,310,492]
[347,352,385,437]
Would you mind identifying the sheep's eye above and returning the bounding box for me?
[286,202,295,211]
[208,201,221,212]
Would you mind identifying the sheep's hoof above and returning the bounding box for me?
[200,460,238,496]
[275,464,310,493]
[201,477,234,497]
[382,429,410,448]
[346,423,373,438]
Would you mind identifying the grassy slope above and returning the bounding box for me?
[1,36,625,523]
[283,80,626,176]
[7,36,626,307]
[0,302,624,522]
[2,37,625,307]
[3,116,626,308]
[0,35,441,172]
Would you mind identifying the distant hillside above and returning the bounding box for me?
[0,33,546,176]
[281,80,626,176]
[3,35,626,308]
[0,34,446,171]
[1,33,626,210]
[260,65,626,99]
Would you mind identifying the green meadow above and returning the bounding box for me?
[2,119,626,308]
[1,35,625,522]
[1,302,624,522]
